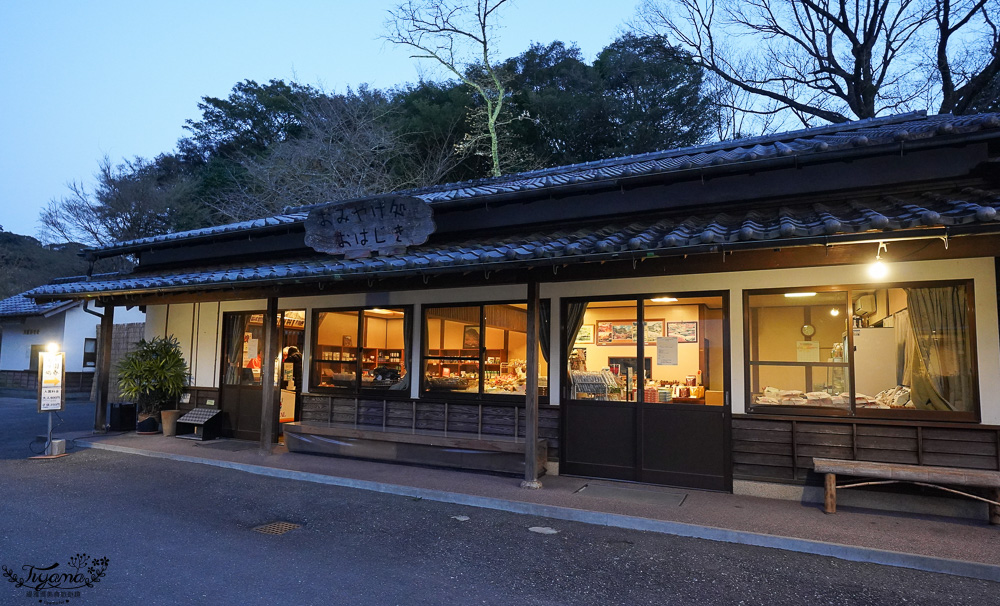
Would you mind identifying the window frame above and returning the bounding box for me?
[559,290,729,405]
[744,280,979,422]
[309,305,412,396]
[82,338,97,368]
[420,300,550,403]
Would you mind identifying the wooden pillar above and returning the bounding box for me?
[521,279,542,489]
[824,473,837,514]
[259,297,279,454]
[94,304,114,433]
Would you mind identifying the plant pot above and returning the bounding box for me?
[161,409,182,437]
[136,416,160,434]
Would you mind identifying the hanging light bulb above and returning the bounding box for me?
[869,242,889,278]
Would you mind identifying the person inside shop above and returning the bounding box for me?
[282,346,302,391]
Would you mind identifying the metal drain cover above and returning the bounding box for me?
[253,521,301,535]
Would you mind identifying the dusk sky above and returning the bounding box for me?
[0,1,639,239]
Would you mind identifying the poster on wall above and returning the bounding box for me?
[575,324,595,345]
[596,320,665,345]
[667,321,698,344]
[656,337,678,366]
[463,326,480,349]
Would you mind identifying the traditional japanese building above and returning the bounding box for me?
[28,111,1000,505]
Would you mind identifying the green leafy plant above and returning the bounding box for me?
[116,336,189,417]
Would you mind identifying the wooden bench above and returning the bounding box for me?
[813,458,1000,524]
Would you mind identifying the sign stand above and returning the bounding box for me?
[31,350,68,459]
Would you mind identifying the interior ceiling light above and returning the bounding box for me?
[367,308,397,315]
[784,292,817,298]
[869,242,889,279]
[650,297,678,303]
[830,308,841,316]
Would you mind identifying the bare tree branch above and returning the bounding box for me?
[637,0,1000,131]
[385,0,513,177]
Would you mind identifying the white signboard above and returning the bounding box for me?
[796,340,821,362]
[37,351,65,412]
[656,337,679,366]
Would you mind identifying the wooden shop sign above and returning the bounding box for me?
[304,195,435,259]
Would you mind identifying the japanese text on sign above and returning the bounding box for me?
[304,195,435,259]
[38,351,65,412]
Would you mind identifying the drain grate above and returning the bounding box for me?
[253,521,301,535]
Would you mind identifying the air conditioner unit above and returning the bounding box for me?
[853,294,876,316]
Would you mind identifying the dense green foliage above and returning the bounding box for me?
[116,336,190,417]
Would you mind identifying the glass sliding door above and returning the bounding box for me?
[562,293,730,489]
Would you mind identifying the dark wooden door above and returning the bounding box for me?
[638,402,729,490]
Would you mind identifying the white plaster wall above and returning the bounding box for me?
[140,257,999,424]
[0,315,65,371]
[60,305,99,372]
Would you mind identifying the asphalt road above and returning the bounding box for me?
[1,396,997,605]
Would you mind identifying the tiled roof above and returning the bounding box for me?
[28,186,1000,298]
[0,294,74,318]
[87,111,1000,256]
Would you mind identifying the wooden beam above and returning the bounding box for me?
[521,279,542,489]
[259,297,279,454]
[94,305,114,432]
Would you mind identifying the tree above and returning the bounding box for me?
[389,81,481,184]
[40,156,203,255]
[179,79,310,162]
[386,0,513,177]
[502,41,615,166]
[207,87,423,221]
[637,0,1000,129]
[502,37,716,165]
[594,34,716,154]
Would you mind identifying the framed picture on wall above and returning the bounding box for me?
[596,321,636,345]
[463,325,480,349]
[667,321,698,344]
[643,320,665,344]
[575,324,595,344]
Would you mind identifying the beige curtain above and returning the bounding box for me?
[905,286,974,412]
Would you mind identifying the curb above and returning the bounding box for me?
[76,438,1000,583]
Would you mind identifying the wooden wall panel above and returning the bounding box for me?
[292,395,560,459]
[734,415,1000,485]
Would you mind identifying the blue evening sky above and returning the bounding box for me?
[0,0,639,239]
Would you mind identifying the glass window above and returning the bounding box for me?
[83,338,97,368]
[747,290,851,410]
[565,295,726,404]
[747,282,977,418]
[311,307,409,392]
[423,303,549,398]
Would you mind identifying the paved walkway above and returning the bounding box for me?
[63,430,1000,582]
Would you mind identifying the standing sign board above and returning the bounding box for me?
[304,195,435,259]
[37,352,66,413]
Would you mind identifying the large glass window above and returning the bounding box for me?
[565,295,726,405]
[311,307,409,393]
[422,303,548,398]
[746,282,977,418]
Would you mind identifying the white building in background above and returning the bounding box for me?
[0,292,144,391]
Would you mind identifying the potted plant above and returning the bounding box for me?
[116,336,189,434]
